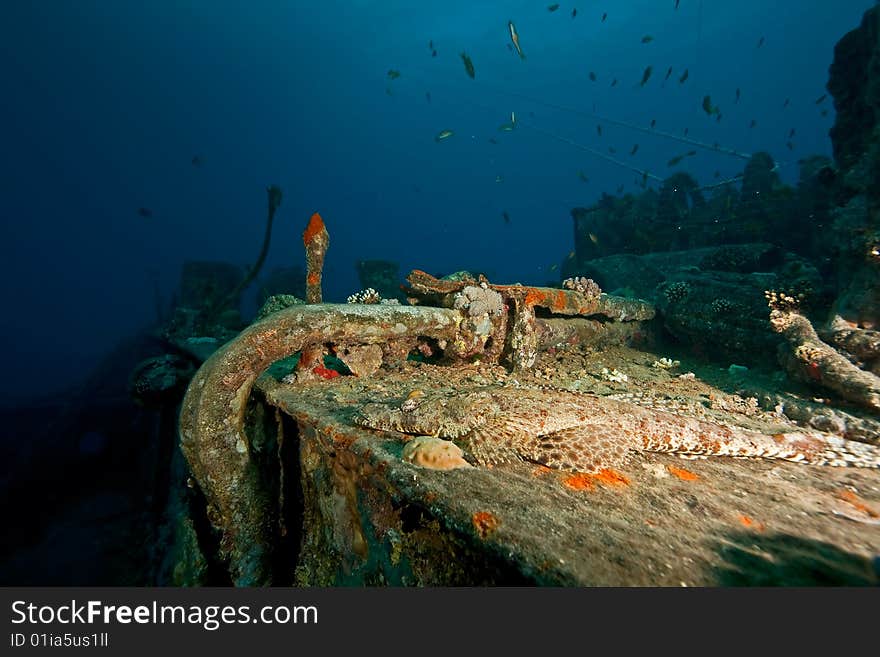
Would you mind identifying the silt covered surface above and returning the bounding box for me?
[263,353,880,586]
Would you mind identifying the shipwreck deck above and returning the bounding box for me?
[260,349,880,586]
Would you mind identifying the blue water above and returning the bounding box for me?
[0,0,874,404]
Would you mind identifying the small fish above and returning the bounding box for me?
[498,123,515,132]
[387,69,401,79]
[650,118,656,128]
[664,66,673,81]
[757,36,765,48]
[786,141,794,151]
[589,71,597,82]
[667,154,685,167]
[702,95,716,115]
[678,68,689,84]
[714,170,720,178]
[435,129,454,142]
[460,52,475,78]
[630,143,639,155]
[640,65,653,86]
[429,40,433,49]
[508,21,526,59]
[597,124,603,136]
[191,155,203,167]
[783,97,790,108]
[567,251,576,259]
[788,128,795,139]
[610,78,618,87]
[686,150,696,156]
[502,210,511,224]
[547,3,560,11]
[749,119,757,128]
[641,35,654,44]
[495,175,504,184]
[385,86,393,96]
[488,137,499,144]
[683,127,689,136]
[425,91,432,103]
[716,112,722,123]
[137,207,153,218]
[608,146,617,154]
[815,93,827,105]
[735,88,741,103]
[432,49,437,57]
[588,233,599,245]
[641,171,649,188]
[577,171,589,183]
[602,12,607,22]
[675,0,680,8]
[821,109,829,117]
[572,8,577,19]
[549,263,559,272]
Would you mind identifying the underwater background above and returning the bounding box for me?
[1,0,873,405]
[2,1,879,585]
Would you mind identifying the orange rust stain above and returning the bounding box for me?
[737,514,766,531]
[562,473,596,491]
[837,490,879,517]
[472,511,500,539]
[532,465,552,477]
[302,212,326,245]
[307,272,320,285]
[667,465,700,481]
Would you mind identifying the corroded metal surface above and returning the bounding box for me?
[178,303,463,585]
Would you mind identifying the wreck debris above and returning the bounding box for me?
[179,303,465,585]
[820,314,880,365]
[404,270,654,370]
[179,268,657,583]
[767,297,880,413]
[303,212,329,303]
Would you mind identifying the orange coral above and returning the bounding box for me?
[562,473,596,491]
[312,365,340,380]
[667,465,700,481]
[737,514,766,531]
[593,468,630,486]
[524,289,544,307]
[562,469,629,490]
[837,490,879,517]
[472,511,500,538]
[302,212,325,245]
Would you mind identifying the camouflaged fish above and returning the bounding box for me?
[356,385,880,473]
